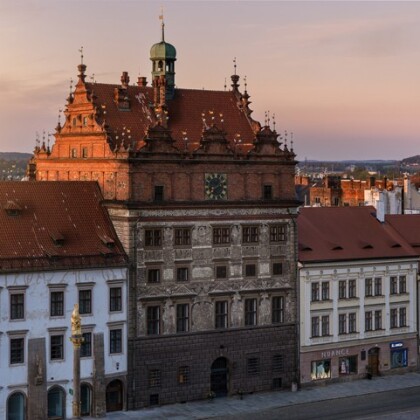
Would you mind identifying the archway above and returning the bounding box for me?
[106,380,123,412]
[210,357,229,397]
[7,392,26,420]
[47,386,65,419]
[81,383,92,416]
[368,347,380,376]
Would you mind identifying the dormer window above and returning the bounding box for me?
[83,116,88,127]
[4,200,22,217]
[49,230,65,247]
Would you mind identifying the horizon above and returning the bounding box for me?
[0,1,419,160]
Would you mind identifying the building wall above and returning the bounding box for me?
[0,267,127,419]
[299,259,418,385]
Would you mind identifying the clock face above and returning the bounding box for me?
[205,173,227,200]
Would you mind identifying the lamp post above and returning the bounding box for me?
[70,304,84,419]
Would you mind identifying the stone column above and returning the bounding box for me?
[70,304,84,419]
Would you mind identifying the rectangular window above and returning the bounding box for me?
[174,228,191,246]
[148,369,161,388]
[270,225,287,242]
[399,307,407,327]
[147,306,160,335]
[145,229,162,247]
[245,264,256,277]
[215,265,228,279]
[247,357,260,375]
[213,227,231,245]
[71,148,77,158]
[374,310,382,330]
[50,335,64,360]
[81,332,92,358]
[272,262,283,276]
[321,315,329,336]
[321,282,329,300]
[215,301,228,329]
[10,293,24,320]
[348,279,356,298]
[109,287,122,312]
[338,281,346,299]
[110,329,122,354]
[82,147,88,158]
[339,355,358,375]
[390,276,398,295]
[176,267,189,282]
[365,278,373,297]
[311,317,320,337]
[311,283,319,302]
[79,289,92,315]
[10,338,24,364]
[50,291,64,317]
[365,311,372,331]
[374,277,382,296]
[147,268,161,284]
[349,313,357,333]
[263,185,273,200]
[311,360,331,380]
[272,354,284,373]
[178,366,190,385]
[272,296,284,324]
[154,186,164,202]
[399,276,407,294]
[176,304,189,333]
[244,298,257,326]
[339,314,346,335]
[243,226,259,244]
[390,308,398,328]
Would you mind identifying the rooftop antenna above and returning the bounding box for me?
[79,46,84,65]
[159,6,165,42]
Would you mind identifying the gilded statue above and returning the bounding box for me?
[71,303,82,336]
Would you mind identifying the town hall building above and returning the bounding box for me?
[31,21,300,408]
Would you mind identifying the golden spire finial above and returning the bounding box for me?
[159,6,165,42]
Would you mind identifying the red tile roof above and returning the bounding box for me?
[298,207,418,263]
[386,214,420,250]
[0,181,127,272]
[88,83,258,151]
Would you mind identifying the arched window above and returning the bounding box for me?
[48,386,65,419]
[7,392,26,420]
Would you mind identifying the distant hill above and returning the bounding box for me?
[401,155,420,166]
[0,152,32,161]
[0,152,32,180]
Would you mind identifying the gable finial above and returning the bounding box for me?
[233,57,237,76]
[224,77,227,91]
[273,113,276,132]
[79,46,84,65]
[244,75,247,92]
[159,6,165,42]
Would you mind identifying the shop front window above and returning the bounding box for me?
[311,359,331,380]
[339,355,358,375]
[391,349,408,369]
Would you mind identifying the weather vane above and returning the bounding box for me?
[233,57,237,75]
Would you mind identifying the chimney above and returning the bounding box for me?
[137,76,148,87]
[121,71,130,89]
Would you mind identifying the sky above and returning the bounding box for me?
[0,0,419,161]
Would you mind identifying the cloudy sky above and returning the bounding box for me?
[0,0,419,160]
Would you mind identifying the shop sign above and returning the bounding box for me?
[321,348,349,358]
[390,342,403,349]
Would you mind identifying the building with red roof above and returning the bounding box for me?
[30,21,300,409]
[0,182,128,418]
[298,206,419,385]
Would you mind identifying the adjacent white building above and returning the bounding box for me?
[298,207,419,385]
[0,182,128,419]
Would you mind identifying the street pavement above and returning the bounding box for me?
[94,372,420,419]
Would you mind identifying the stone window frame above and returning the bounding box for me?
[71,148,77,158]
[246,355,261,376]
[263,184,273,200]
[108,322,124,355]
[311,282,320,302]
[8,286,28,322]
[154,186,164,202]
[243,260,258,278]
[365,278,373,297]
[271,260,283,277]
[146,305,161,336]
[174,227,192,247]
[80,324,95,358]
[146,266,162,284]
[214,300,229,329]
[374,277,382,296]
[82,147,88,158]
[321,282,330,301]
[108,280,124,313]
[175,265,190,282]
[242,225,259,244]
[148,368,161,388]
[176,302,190,333]
[144,228,163,248]
[77,283,95,316]
[48,327,67,362]
[177,365,190,385]
[244,297,258,326]
[48,284,67,319]
[215,264,228,280]
[212,226,231,246]
[269,224,287,243]
[271,295,284,324]
[7,330,28,366]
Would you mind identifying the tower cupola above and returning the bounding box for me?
[150,14,177,101]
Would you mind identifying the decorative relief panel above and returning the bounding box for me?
[242,246,259,257]
[213,247,230,259]
[143,250,163,261]
[174,248,192,260]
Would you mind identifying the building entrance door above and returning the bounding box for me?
[211,357,228,397]
[368,347,380,376]
[106,380,123,412]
